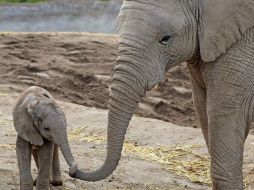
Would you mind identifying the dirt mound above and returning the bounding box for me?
[0,32,195,127]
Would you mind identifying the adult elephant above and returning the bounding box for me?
[71,0,254,189]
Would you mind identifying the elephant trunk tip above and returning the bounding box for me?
[69,162,79,177]
[69,169,105,182]
[69,163,116,182]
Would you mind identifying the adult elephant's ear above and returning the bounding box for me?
[198,0,254,62]
[13,96,43,146]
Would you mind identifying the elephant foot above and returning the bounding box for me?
[212,180,243,190]
[51,176,63,186]
[33,176,63,186]
[21,183,34,190]
[51,179,63,186]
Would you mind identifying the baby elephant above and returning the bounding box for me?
[13,86,78,190]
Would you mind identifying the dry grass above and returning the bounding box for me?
[0,126,251,189]
[68,126,106,143]
[68,127,211,185]
[124,143,211,184]
[0,89,8,97]
[68,127,254,188]
[0,114,12,126]
[0,144,15,149]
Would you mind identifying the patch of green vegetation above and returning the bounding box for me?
[0,0,46,3]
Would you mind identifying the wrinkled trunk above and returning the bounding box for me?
[59,142,75,167]
[72,60,146,181]
[55,132,77,173]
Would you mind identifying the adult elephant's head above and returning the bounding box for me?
[72,0,254,181]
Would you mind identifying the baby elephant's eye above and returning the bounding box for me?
[33,118,42,127]
[44,127,50,131]
[159,35,172,45]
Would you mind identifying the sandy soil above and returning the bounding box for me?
[0,85,203,190]
[1,84,254,190]
[0,32,195,127]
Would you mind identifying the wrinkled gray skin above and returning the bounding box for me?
[71,0,254,189]
[13,86,78,190]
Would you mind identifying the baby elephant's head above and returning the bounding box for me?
[27,94,67,144]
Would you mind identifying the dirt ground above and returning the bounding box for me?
[1,33,254,190]
[0,32,195,127]
[1,81,254,190]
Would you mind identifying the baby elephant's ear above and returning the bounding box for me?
[13,96,43,146]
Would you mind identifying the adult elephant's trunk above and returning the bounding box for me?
[72,59,147,181]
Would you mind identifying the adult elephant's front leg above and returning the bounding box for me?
[204,66,253,189]
[208,101,246,189]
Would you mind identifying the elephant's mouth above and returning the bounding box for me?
[42,134,53,142]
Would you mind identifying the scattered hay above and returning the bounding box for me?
[144,184,173,190]
[0,115,12,126]
[68,127,251,188]
[68,127,210,185]
[0,144,15,149]
[124,143,210,185]
[9,129,16,134]
[0,119,11,126]
[0,91,8,97]
[68,126,106,143]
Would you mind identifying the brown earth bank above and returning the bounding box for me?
[0,32,196,127]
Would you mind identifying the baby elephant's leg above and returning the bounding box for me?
[36,140,54,190]
[16,136,33,190]
[51,144,63,186]
[32,148,39,186]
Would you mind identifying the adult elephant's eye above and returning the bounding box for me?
[159,35,172,45]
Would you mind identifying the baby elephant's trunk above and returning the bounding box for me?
[57,138,79,175]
